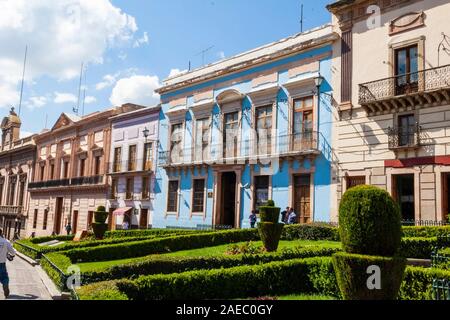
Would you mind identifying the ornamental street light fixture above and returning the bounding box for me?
[314,75,325,88]
[143,127,150,142]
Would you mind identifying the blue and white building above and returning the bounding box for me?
[153,25,337,229]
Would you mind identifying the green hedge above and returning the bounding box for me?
[64,229,260,263]
[14,233,187,260]
[81,246,341,285]
[399,266,450,300]
[104,228,207,239]
[77,257,340,300]
[76,257,450,300]
[30,235,75,244]
[398,237,438,259]
[433,248,450,270]
[282,223,339,241]
[402,226,450,238]
[40,253,72,291]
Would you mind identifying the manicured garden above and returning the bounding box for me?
[14,197,450,301]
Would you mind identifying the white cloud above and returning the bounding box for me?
[26,96,48,109]
[54,92,78,104]
[133,32,149,48]
[0,0,139,108]
[95,68,138,91]
[168,68,187,78]
[84,96,97,104]
[96,74,118,90]
[110,75,160,106]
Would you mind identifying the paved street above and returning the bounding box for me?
[0,257,52,300]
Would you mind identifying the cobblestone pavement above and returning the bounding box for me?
[0,256,52,300]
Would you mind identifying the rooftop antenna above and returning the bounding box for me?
[300,3,304,33]
[18,45,28,116]
[81,66,87,116]
[44,113,48,129]
[73,62,84,115]
[195,45,215,66]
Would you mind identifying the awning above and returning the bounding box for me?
[113,207,133,216]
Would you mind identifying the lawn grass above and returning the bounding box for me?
[76,240,341,272]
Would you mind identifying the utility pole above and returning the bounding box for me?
[300,4,304,33]
[18,45,28,116]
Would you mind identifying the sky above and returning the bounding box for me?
[0,0,333,136]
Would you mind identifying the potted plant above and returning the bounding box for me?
[332,185,406,300]
[257,200,283,252]
[92,206,108,239]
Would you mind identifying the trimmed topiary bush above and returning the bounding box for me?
[258,223,284,252]
[333,252,406,300]
[333,185,406,300]
[258,200,284,252]
[94,207,108,224]
[93,206,108,239]
[338,185,402,256]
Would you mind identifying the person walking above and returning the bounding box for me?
[249,210,258,228]
[65,222,72,235]
[280,207,290,224]
[288,208,298,225]
[0,228,16,299]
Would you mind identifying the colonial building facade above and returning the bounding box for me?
[0,108,35,239]
[27,104,141,237]
[153,25,337,229]
[328,0,450,222]
[107,106,160,230]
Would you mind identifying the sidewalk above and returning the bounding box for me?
[0,255,52,300]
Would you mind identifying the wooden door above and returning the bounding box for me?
[294,175,311,224]
[139,209,148,229]
[108,208,115,231]
[72,210,79,234]
[54,197,64,235]
[87,211,94,229]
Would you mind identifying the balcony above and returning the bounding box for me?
[108,159,153,175]
[70,175,104,186]
[158,132,319,167]
[359,65,450,116]
[29,179,70,189]
[0,206,23,217]
[388,123,422,150]
[28,176,104,190]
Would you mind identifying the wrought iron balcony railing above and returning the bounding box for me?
[387,123,421,150]
[359,64,450,113]
[28,176,104,190]
[0,206,23,216]
[108,159,153,174]
[158,132,319,167]
[28,179,70,190]
[70,175,104,186]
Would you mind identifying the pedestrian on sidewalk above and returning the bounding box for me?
[65,222,72,235]
[249,210,258,228]
[0,228,16,299]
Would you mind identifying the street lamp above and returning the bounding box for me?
[142,127,150,142]
[314,75,325,88]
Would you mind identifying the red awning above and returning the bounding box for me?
[113,207,133,216]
